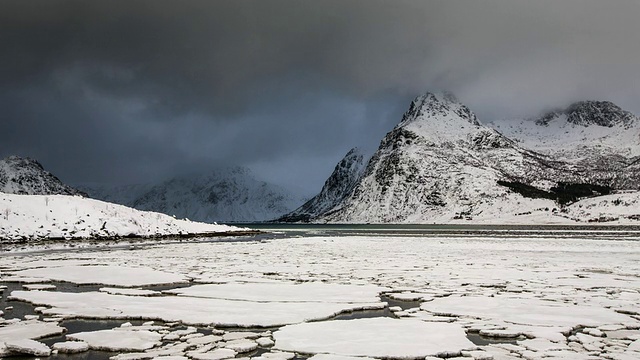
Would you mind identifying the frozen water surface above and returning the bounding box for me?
[1,226,640,359]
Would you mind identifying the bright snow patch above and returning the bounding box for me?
[274,318,475,358]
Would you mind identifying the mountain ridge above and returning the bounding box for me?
[83,166,307,223]
[280,92,640,224]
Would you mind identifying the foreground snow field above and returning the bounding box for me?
[1,234,640,359]
[0,193,247,242]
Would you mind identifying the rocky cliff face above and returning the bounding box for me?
[282,92,640,223]
[0,156,86,196]
[278,148,367,222]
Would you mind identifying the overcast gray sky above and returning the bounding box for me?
[2,0,640,194]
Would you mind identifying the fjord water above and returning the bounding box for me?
[238,223,640,241]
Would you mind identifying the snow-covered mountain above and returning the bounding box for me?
[0,156,86,196]
[284,92,640,224]
[83,167,307,223]
[278,148,367,222]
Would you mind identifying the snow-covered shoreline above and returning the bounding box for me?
[0,193,254,245]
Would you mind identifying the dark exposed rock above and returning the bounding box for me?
[536,101,636,128]
[0,156,86,196]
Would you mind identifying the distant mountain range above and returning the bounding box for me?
[280,92,640,224]
[0,156,306,223]
[79,168,307,223]
[5,91,640,225]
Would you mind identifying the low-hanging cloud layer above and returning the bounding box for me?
[2,0,640,193]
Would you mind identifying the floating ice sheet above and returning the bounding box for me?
[100,287,162,296]
[10,290,385,327]
[274,318,475,358]
[420,294,637,328]
[165,282,386,303]
[67,328,162,351]
[14,265,188,287]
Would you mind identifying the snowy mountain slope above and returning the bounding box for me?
[489,101,640,189]
[0,193,245,243]
[316,93,524,222]
[85,167,307,223]
[278,148,367,222]
[0,156,85,196]
[297,92,640,224]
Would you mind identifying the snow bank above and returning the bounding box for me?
[0,193,247,242]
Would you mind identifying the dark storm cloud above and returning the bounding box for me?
[2,0,640,192]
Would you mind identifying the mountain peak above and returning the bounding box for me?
[400,91,480,128]
[4,155,45,170]
[537,100,637,128]
[0,155,86,196]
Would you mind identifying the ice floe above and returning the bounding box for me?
[274,318,476,358]
[4,338,51,356]
[22,283,56,290]
[420,294,636,328]
[307,355,376,360]
[0,319,64,340]
[10,289,384,327]
[67,327,163,351]
[223,338,258,352]
[100,287,162,296]
[14,265,188,286]
[165,282,386,303]
[52,340,90,353]
[190,348,237,360]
